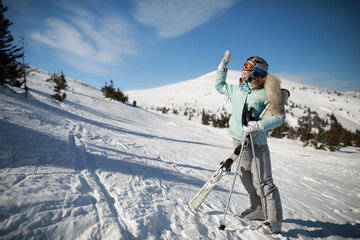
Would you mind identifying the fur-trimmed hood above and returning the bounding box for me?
[240,74,285,118]
[264,74,285,118]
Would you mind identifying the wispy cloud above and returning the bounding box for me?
[322,79,360,91]
[31,5,138,75]
[132,0,237,38]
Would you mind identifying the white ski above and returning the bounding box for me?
[188,166,226,211]
[188,149,240,211]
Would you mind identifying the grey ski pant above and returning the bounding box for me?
[233,138,283,222]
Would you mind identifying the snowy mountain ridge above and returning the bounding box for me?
[0,68,359,239]
[126,70,360,132]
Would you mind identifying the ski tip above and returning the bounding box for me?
[218,224,226,231]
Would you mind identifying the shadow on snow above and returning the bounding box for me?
[283,219,360,239]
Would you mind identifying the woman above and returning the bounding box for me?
[215,50,286,234]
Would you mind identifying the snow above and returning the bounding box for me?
[0,69,359,239]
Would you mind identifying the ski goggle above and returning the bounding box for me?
[242,62,255,71]
[243,62,268,77]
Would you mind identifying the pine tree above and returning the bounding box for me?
[287,126,298,140]
[355,130,360,147]
[298,124,314,146]
[339,130,352,147]
[19,34,34,98]
[48,71,68,102]
[323,114,342,151]
[101,80,128,103]
[201,109,210,125]
[270,122,289,138]
[0,0,23,85]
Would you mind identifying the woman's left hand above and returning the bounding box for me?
[243,121,263,133]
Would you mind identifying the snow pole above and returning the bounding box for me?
[219,101,250,230]
[219,134,247,230]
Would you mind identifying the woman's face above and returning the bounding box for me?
[241,67,251,79]
[241,60,255,79]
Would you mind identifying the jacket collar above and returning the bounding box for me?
[239,76,266,90]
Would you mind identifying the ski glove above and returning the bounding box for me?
[243,121,263,133]
[217,50,231,71]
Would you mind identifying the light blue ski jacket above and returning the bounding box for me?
[215,70,285,145]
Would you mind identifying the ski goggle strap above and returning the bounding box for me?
[254,66,267,76]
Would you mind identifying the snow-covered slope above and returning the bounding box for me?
[127,70,360,131]
[0,69,359,239]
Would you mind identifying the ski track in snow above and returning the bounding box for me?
[0,70,359,239]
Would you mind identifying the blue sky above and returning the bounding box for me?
[4,0,360,90]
